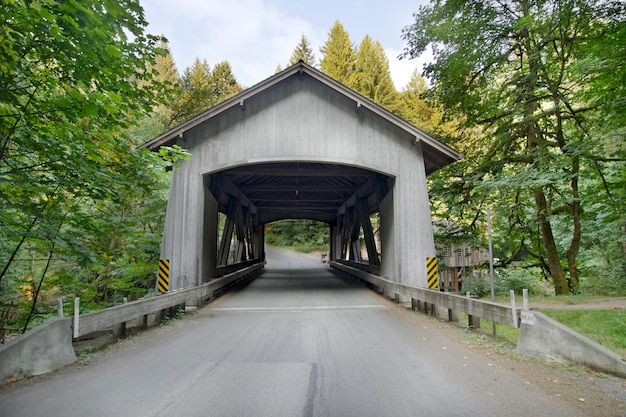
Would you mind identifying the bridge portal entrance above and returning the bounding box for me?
[207,162,390,273]
[144,62,461,292]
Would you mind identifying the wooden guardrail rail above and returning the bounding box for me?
[331,261,521,328]
[74,262,265,339]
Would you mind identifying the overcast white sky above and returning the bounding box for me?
[140,0,431,90]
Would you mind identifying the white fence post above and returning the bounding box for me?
[73,297,80,339]
[510,290,518,328]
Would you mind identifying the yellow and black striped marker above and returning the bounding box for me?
[158,259,170,293]
[426,257,439,289]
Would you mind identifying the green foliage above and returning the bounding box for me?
[161,58,242,129]
[397,70,457,137]
[495,268,544,296]
[350,36,399,111]
[402,0,626,295]
[319,21,356,86]
[265,220,329,253]
[541,309,626,358]
[288,34,317,67]
[0,0,179,337]
[463,275,490,298]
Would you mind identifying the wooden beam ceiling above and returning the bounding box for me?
[208,162,391,224]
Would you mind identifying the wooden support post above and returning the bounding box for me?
[468,314,480,329]
[358,197,379,266]
[467,292,480,329]
[154,309,165,325]
[113,322,126,339]
[113,294,129,338]
[448,308,459,322]
[136,315,149,330]
[234,198,247,263]
[218,199,237,266]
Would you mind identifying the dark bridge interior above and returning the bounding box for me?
[208,162,391,225]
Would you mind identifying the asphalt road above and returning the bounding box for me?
[0,247,593,416]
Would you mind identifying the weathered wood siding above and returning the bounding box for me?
[161,74,435,289]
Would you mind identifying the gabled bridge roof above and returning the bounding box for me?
[143,61,462,174]
[144,62,462,224]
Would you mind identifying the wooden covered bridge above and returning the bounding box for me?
[144,62,461,291]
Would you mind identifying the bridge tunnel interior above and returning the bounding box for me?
[205,162,394,275]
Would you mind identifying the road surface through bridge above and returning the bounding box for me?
[0,247,596,416]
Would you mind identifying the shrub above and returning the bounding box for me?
[495,267,543,296]
[462,275,490,298]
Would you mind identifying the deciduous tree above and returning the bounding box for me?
[402,0,626,294]
[0,0,170,331]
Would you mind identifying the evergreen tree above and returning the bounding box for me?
[140,39,181,134]
[288,34,317,67]
[351,36,399,111]
[398,70,455,138]
[153,39,180,87]
[212,61,243,101]
[319,21,356,85]
[177,58,213,121]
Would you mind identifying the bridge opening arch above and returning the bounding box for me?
[204,161,393,278]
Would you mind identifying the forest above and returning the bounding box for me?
[0,0,624,341]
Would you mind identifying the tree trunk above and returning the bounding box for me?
[566,155,581,292]
[520,2,568,296]
[535,189,569,295]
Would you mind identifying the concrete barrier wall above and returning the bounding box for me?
[0,317,77,382]
[331,261,519,326]
[516,311,626,378]
[332,261,626,378]
[0,262,265,382]
[77,262,265,337]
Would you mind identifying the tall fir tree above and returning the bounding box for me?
[153,39,180,87]
[141,39,181,133]
[177,58,214,121]
[288,34,317,67]
[319,21,356,85]
[351,36,399,111]
[212,61,243,100]
[398,70,454,137]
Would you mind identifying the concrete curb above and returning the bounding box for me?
[516,310,626,378]
[0,317,77,382]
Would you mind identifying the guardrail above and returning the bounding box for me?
[74,262,265,339]
[331,261,520,328]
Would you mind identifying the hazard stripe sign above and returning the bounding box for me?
[158,259,170,293]
[426,257,439,289]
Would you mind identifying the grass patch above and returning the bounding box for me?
[489,293,616,305]
[457,313,520,346]
[539,309,626,358]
